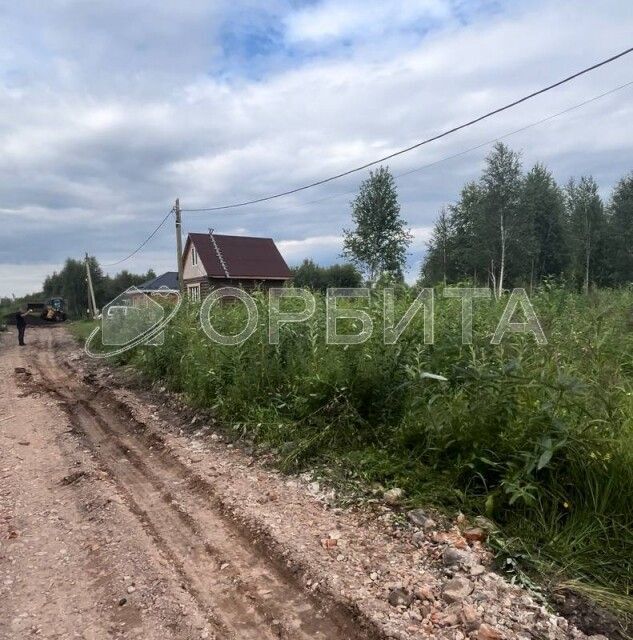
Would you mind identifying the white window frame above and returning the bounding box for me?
[188,284,201,302]
[191,246,198,266]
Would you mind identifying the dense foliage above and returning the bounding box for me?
[111,286,633,615]
[291,259,362,291]
[421,143,633,292]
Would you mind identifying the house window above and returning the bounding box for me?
[188,284,201,302]
[191,246,198,266]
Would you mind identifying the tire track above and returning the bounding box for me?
[30,329,374,640]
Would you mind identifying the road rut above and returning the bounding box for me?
[14,328,376,640]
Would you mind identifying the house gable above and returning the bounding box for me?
[183,237,208,280]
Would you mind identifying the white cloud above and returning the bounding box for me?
[411,226,433,245]
[0,264,62,298]
[1,0,633,297]
[284,0,451,43]
[277,234,343,264]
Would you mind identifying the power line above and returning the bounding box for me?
[263,79,633,214]
[100,80,631,268]
[98,79,632,269]
[101,207,174,267]
[397,81,633,179]
[182,46,633,213]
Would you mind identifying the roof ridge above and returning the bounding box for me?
[189,231,274,241]
[208,229,231,278]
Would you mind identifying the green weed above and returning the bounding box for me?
[107,286,632,618]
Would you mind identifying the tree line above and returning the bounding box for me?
[421,142,633,293]
[6,147,630,323]
[41,258,155,318]
[1,258,155,321]
[290,260,362,291]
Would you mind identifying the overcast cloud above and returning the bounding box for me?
[1,0,632,296]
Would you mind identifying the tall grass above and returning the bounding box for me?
[117,286,633,612]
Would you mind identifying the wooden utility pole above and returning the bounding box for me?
[85,252,98,318]
[175,198,184,292]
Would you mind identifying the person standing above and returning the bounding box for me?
[15,308,32,346]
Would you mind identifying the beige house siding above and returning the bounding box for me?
[183,243,207,280]
[183,276,286,300]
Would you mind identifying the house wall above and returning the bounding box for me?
[207,278,288,292]
[183,243,207,280]
[183,276,212,299]
[181,277,290,301]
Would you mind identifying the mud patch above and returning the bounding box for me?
[14,367,31,376]
[60,470,89,486]
[552,588,628,640]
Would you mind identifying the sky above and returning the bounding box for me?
[1,0,632,297]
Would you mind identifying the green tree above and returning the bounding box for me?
[42,257,156,318]
[43,258,88,318]
[478,143,523,297]
[292,259,362,291]
[104,268,156,303]
[519,164,568,289]
[565,177,607,292]
[292,259,324,290]
[607,173,633,284]
[450,182,486,283]
[343,166,412,282]
[326,263,363,288]
[420,206,453,285]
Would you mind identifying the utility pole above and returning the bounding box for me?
[85,252,98,318]
[175,198,184,292]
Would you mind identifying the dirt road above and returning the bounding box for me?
[0,327,605,640]
[0,328,376,639]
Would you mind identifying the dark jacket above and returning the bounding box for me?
[16,312,26,328]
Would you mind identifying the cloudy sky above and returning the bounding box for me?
[1,0,632,297]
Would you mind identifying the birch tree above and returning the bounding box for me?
[479,143,522,297]
[343,166,412,283]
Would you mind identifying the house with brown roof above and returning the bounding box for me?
[182,232,291,300]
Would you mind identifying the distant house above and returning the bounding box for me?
[131,271,180,305]
[182,232,291,300]
[138,271,179,293]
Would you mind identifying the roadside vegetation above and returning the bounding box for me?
[68,319,98,342]
[97,285,633,620]
[0,294,42,320]
[62,144,633,624]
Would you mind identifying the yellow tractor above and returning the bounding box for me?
[27,297,67,322]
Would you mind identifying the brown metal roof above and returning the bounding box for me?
[185,233,291,280]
